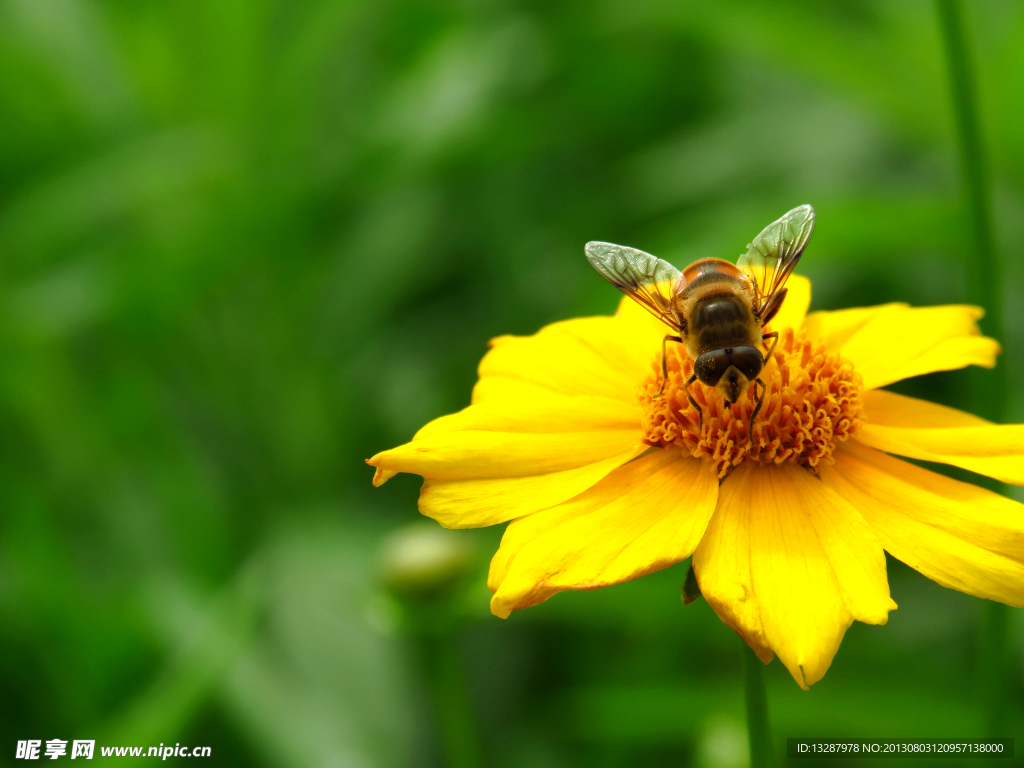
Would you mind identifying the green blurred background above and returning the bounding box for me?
[0,0,1022,765]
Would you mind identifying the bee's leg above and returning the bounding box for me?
[683,373,703,432]
[761,330,780,364]
[748,377,766,444]
[656,335,684,398]
[751,331,777,443]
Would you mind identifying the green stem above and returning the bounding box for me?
[418,633,484,768]
[935,0,1006,414]
[978,600,1011,738]
[935,0,1010,739]
[741,639,773,768]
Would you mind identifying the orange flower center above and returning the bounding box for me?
[639,328,863,478]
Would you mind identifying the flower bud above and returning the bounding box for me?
[380,523,475,599]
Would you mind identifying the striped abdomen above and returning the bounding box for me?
[689,293,760,355]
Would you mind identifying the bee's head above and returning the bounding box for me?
[694,346,763,405]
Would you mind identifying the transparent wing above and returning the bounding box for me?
[585,241,683,329]
[737,204,815,317]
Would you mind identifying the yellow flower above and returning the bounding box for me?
[367,276,1024,689]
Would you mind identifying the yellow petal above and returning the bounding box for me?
[368,428,644,480]
[693,462,895,689]
[417,387,641,438]
[820,441,1024,607]
[480,314,660,403]
[369,375,644,487]
[861,389,988,428]
[857,393,1024,485]
[472,375,620,406]
[418,445,648,528]
[369,311,652,488]
[803,304,999,389]
[488,448,718,618]
[614,291,681,342]
[802,303,907,353]
[766,274,811,333]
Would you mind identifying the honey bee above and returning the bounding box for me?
[585,204,815,441]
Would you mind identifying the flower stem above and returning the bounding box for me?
[935,0,1006,413]
[741,639,774,768]
[978,600,1011,737]
[935,0,1011,739]
[935,0,1002,346]
[417,632,485,768]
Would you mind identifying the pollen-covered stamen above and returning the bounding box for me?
[639,328,863,478]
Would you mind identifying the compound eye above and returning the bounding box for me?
[694,349,731,386]
[729,346,764,380]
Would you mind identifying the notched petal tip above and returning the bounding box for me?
[371,465,398,487]
[366,452,397,486]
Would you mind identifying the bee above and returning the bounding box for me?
[585,204,815,442]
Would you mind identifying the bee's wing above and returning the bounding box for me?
[585,241,683,329]
[737,204,815,319]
